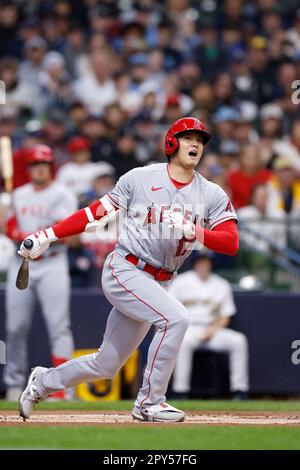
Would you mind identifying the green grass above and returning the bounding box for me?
[1,426,300,450]
[1,399,300,411]
[1,400,300,450]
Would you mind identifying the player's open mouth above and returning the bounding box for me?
[188,150,198,157]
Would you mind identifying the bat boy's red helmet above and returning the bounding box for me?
[27,145,54,164]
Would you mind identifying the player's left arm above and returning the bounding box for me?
[197,219,239,256]
[200,184,239,256]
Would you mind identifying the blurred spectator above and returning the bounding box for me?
[73,49,117,115]
[112,129,140,179]
[198,153,224,182]
[198,152,231,194]
[67,100,89,134]
[191,81,215,116]
[155,20,182,71]
[132,112,160,163]
[19,37,47,84]
[276,62,299,123]
[0,56,35,116]
[169,251,249,400]
[104,102,127,137]
[267,155,300,217]
[0,0,21,58]
[285,9,300,54]
[229,48,259,104]
[42,109,69,167]
[0,105,23,149]
[81,162,115,207]
[273,119,300,171]
[238,184,286,252]
[192,20,226,80]
[56,136,96,203]
[214,73,236,108]
[61,25,87,79]
[248,36,277,104]
[259,103,284,166]
[37,51,73,113]
[211,106,240,153]
[234,103,259,147]
[79,115,114,163]
[229,144,272,208]
[267,154,300,248]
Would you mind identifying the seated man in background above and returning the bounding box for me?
[238,183,286,253]
[169,251,249,399]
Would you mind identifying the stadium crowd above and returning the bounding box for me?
[0,0,300,286]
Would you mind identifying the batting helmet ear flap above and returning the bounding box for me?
[165,133,179,157]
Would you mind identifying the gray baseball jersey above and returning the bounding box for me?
[106,163,237,271]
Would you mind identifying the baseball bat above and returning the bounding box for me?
[16,239,34,290]
[0,136,13,194]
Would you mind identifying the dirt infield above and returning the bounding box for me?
[1,410,300,426]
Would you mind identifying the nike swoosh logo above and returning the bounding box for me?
[151,186,163,191]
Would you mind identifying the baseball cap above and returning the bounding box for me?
[24,37,47,52]
[46,109,67,124]
[192,249,214,266]
[250,36,268,50]
[166,95,181,108]
[43,51,65,70]
[132,110,154,125]
[25,119,43,136]
[68,136,91,153]
[229,47,247,64]
[238,102,258,122]
[21,17,39,29]
[128,52,149,66]
[273,155,295,170]
[213,106,240,124]
[93,162,115,179]
[219,139,240,156]
[260,103,283,120]
[88,3,117,19]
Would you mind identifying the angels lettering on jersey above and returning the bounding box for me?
[91,164,238,273]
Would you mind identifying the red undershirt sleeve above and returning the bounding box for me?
[52,200,109,239]
[195,219,239,256]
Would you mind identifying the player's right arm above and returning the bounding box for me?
[18,169,132,259]
[18,195,118,259]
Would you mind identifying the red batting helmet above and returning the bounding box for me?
[67,136,90,154]
[27,145,54,164]
[165,117,211,157]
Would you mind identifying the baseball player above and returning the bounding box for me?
[169,251,249,399]
[4,145,77,401]
[18,117,239,422]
